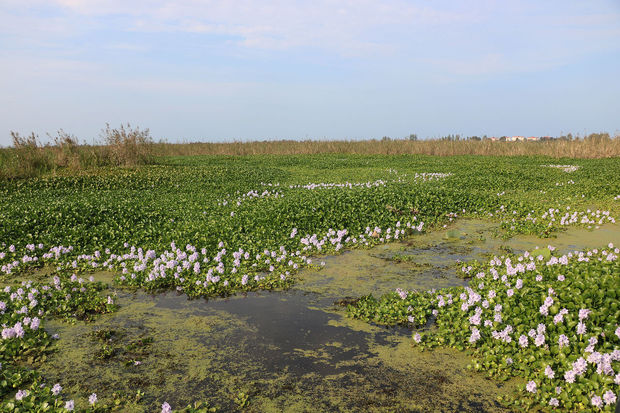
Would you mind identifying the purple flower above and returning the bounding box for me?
[549,397,559,407]
[51,383,62,395]
[577,322,586,335]
[15,389,28,400]
[65,400,74,411]
[591,395,602,408]
[545,365,555,379]
[469,327,481,343]
[578,308,591,320]
[572,357,587,376]
[396,288,408,300]
[526,380,537,393]
[413,333,421,343]
[89,393,97,405]
[558,334,569,348]
[603,390,617,405]
[518,335,528,348]
[534,334,545,347]
[13,322,24,338]
[162,402,172,413]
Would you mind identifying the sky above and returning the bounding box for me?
[1,0,620,145]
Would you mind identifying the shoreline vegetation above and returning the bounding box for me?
[1,126,618,179]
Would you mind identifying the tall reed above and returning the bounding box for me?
[151,134,620,158]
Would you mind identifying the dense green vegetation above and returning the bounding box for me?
[2,155,618,254]
[0,154,618,411]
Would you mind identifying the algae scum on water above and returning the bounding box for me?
[32,221,618,412]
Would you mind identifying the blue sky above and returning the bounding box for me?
[1,0,619,145]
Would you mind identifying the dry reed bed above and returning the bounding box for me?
[2,134,618,179]
[152,138,620,158]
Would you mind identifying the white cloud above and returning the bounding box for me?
[1,0,619,74]
[3,0,478,56]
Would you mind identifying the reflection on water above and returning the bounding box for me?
[40,220,619,412]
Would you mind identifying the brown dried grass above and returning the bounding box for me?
[152,134,620,158]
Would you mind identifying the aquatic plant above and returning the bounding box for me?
[0,154,618,410]
[348,245,620,411]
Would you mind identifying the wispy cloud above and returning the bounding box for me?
[1,0,619,143]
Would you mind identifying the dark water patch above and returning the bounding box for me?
[41,285,512,412]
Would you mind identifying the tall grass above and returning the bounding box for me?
[0,124,153,179]
[2,129,617,179]
[152,133,620,158]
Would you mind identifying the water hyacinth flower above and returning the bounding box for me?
[526,381,537,393]
[65,400,74,411]
[413,333,421,343]
[89,393,97,405]
[576,322,586,335]
[534,334,545,347]
[162,401,172,413]
[558,334,569,348]
[469,327,481,343]
[545,365,555,379]
[549,397,559,407]
[52,383,62,395]
[602,390,616,405]
[396,288,408,300]
[15,389,28,400]
[591,395,602,408]
[564,369,576,383]
[572,357,587,376]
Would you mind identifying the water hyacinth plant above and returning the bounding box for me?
[0,154,618,410]
[348,244,619,411]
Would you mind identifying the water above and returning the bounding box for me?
[38,220,619,412]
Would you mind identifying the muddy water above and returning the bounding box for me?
[39,221,619,412]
